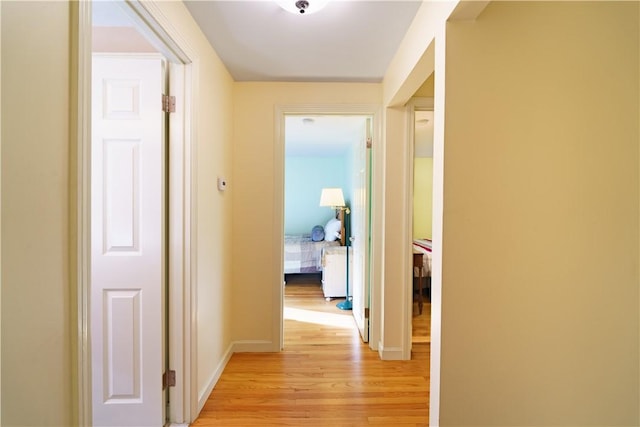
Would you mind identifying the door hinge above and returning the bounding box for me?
[366,137,372,149]
[162,95,176,113]
[163,370,176,389]
[364,308,370,319]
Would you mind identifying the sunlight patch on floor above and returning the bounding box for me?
[284,306,355,329]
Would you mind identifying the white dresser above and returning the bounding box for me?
[321,246,353,299]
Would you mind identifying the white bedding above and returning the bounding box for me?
[284,234,339,274]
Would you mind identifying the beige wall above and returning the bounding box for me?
[440,2,639,425]
[413,74,435,239]
[3,1,638,425]
[232,82,380,342]
[413,158,433,240]
[412,76,434,241]
[1,2,72,425]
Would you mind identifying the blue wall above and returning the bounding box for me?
[285,155,350,234]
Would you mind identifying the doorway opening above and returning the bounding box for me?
[404,96,434,358]
[282,114,370,347]
[410,106,434,348]
[77,1,193,425]
[274,106,380,353]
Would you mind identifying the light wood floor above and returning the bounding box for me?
[193,274,430,426]
[412,283,430,344]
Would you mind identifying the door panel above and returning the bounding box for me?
[91,55,165,427]
[103,139,140,251]
[104,289,142,401]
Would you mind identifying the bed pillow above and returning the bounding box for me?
[311,225,325,242]
[324,218,341,242]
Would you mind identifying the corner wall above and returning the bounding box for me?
[440,2,640,424]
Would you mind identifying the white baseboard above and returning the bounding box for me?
[168,424,189,427]
[197,343,234,414]
[196,340,277,416]
[377,342,406,360]
[232,340,278,353]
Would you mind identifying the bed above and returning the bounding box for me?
[412,238,432,307]
[412,238,432,279]
[284,234,340,274]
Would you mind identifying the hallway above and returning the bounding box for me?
[193,276,430,426]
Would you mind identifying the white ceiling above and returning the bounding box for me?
[183,0,422,82]
[285,115,367,156]
[91,1,432,157]
[179,1,426,156]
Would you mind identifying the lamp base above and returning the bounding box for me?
[336,299,352,310]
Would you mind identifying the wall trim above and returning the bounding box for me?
[429,23,447,427]
[377,344,405,361]
[72,2,92,424]
[197,344,234,414]
[195,340,280,415]
[138,2,198,423]
[232,340,278,353]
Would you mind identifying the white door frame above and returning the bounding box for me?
[73,1,197,425]
[274,104,382,352]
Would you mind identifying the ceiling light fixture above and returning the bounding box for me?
[276,0,329,15]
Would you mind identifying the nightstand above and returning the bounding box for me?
[321,246,353,300]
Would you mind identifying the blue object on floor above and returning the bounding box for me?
[336,299,352,310]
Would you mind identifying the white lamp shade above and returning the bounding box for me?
[276,0,329,15]
[319,188,345,208]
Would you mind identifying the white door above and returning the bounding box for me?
[351,118,371,342]
[91,55,165,427]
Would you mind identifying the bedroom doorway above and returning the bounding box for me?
[281,113,372,346]
[410,102,434,349]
